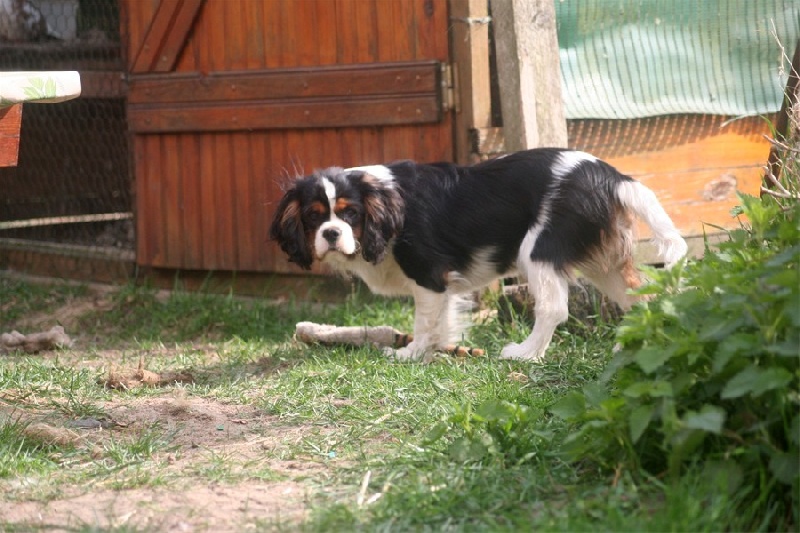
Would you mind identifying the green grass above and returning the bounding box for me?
[0,277,774,531]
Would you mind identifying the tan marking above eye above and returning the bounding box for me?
[334,198,352,212]
[310,201,326,214]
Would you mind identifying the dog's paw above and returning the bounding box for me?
[499,342,545,362]
[383,343,429,363]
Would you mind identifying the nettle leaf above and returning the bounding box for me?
[699,316,747,342]
[749,367,793,396]
[682,404,726,434]
[765,244,800,268]
[629,403,656,443]
[720,366,759,398]
[423,421,449,445]
[713,333,759,374]
[583,382,608,407]
[765,339,800,357]
[702,460,744,495]
[549,391,585,421]
[721,365,793,399]
[635,345,677,374]
[790,415,800,446]
[769,451,800,485]
[476,400,521,421]
[624,380,673,398]
[449,435,489,463]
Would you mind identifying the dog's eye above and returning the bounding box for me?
[340,207,359,223]
[305,211,324,225]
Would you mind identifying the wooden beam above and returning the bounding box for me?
[131,0,205,73]
[0,104,23,167]
[127,62,445,133]
[128,62,440,104]
[491,0,567,150]
[128,96,442,133]
[448,0,492,164]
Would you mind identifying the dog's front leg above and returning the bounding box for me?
[390,287,450,362]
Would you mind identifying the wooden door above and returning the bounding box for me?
[123,0,453,272]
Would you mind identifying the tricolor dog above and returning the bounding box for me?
[270,148,687,361]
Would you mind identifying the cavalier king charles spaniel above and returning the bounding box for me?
[270,148,687,362]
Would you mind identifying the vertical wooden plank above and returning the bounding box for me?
[315,0,337,65]
[139,136,165,266]
[0,104,22,167]
[269,132,286,272]
[228,132,252,269]
[335,0,357,64]
[492,0,568,150]
[449,0,491,164]
[251,132,272,271]
[353,0,378,63]
[263,0,282,68]
[216,133,238,270]
[205,0,224,71]
[278,0,300,67]
[244,0,266,68]
[161,134,183,267]
[199,134,218,268]
[224,0,247,70]
[379,0,411,160]
[181,135,203,267]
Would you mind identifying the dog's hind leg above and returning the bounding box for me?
[580,258,642,312]
[500,261,569,361]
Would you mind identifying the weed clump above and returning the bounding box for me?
[552,190,799,528]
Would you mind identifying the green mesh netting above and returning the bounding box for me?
[556,0,800,119]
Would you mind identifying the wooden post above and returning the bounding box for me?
[0,104,23,167]
[449,0,492,164]
[763,39,800,194]
[492,0,567,150]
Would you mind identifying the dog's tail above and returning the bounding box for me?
[615,180,688,267]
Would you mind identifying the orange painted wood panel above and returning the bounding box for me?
[570,116,770,240]
[127,0,453,272]
[0,104,22,167]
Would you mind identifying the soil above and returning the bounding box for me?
[0,284,340,531]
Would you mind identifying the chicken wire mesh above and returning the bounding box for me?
[556,0,800,120]
[0,0,131,280]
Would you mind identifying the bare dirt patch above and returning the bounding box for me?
[2,481,311,532]
[1,280,347,531]
[2,394,335,531]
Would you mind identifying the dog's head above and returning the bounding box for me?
[269,167,404,270]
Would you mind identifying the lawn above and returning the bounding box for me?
[0,275,773,531]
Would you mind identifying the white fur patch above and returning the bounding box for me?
[449,247,512,292]
[346,165,395,185]
[551,151,597,179]
[321,177,336,202]
[616,180,688,266]
[316,177,358,258]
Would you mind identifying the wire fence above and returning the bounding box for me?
[0,0,131,281]
[2,0,799,283]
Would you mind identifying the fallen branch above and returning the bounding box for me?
[99,356,194,390]
[0,325,72,354]
[295,321,485,357]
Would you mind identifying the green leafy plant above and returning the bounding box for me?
[552,193,799,525]
[426,400,552,465]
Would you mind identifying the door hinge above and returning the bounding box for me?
[441,62,459,113]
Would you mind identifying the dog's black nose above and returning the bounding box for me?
[322,228,341,245]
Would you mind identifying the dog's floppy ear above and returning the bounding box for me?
[269,185,313,270]
[358,175,404,264]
